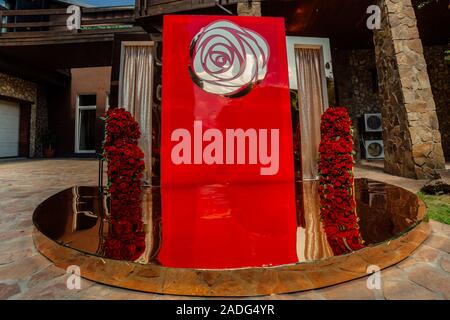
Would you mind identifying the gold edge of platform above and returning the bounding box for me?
[32,221,431,297]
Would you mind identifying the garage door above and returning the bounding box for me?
[0,100,20,158]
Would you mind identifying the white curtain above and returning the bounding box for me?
[119,43,154,184]
[295,47,327,180]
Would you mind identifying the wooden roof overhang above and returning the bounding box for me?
[0,52,70,87]
[136,0,248,20]
[0,0,446,72]
[135,0,449,49]
[134,0,378,48]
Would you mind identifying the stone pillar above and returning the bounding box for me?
[34,85,48,158]
[374,0,445,179]
[237,1,261,16]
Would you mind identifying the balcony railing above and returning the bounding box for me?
[0,7,136,38]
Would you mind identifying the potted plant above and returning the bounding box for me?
[42,132,56,158]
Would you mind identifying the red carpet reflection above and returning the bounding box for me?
[158,183,298,268]
[33,179,423,269]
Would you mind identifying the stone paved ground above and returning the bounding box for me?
[0,159,449,300]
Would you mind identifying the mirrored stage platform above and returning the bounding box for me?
[33,179,430,296]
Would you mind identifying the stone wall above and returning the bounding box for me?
[237,1,261,16]
[424,45,450,160]
[0,72,36,102]
[0,72,48,158]
[334,49,382,160]
[334,45,449,163]
[33,86,48,158]
[373,0,445,179]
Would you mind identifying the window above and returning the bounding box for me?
[0,0,8,33]
[0,0,10,9]
[75,94,96,153]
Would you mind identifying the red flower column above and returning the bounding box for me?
[318,107,364,255]
[103,108,146,260]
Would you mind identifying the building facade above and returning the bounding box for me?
[0,0,448,180]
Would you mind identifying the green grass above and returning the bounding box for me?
[418,192,450,225]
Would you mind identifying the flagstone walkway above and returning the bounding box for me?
[0,159,449,300]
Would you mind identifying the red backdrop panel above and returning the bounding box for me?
[158,15,297,269]
[157,183,298,269]
[161,15,294,186]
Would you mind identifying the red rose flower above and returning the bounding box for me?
[318,107,364,255]
[102,108,146,261]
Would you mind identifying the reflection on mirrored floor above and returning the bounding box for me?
[158,183,298,268]
[33,179,423,270]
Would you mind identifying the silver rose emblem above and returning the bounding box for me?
[188,20,270,98]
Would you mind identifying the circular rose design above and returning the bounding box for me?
[188,20,270,97]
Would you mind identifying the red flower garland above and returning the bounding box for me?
[318,107,364,255]
[103,108,146,261]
